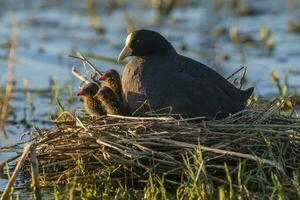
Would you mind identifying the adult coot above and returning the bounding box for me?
[118,29,254,118]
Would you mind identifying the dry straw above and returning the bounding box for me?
[1,99,299,197]
[14,99,298,190]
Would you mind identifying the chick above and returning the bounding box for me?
[99,69,124,102]
[93,86,127,115]
[77,82,105,116]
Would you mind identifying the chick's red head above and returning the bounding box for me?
[99,69,119,82]
[77,82,99,97]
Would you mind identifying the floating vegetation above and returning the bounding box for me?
[151,0,178,21]
[288,21,300,33]
[213,23,275,52]
[270,69,297,111]
[234,6,260,16]
[229,26,256,45]
[84,0,106,34]
[259,25,275,52]
[212,0,260,16]
[212,26,227,37]
[259,25,271,42]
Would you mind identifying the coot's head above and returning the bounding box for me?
[117,29,175,63]
[77,82,99,97]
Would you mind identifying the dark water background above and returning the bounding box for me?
[0,0,300,197]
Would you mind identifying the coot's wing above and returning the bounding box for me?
[176,54,253,101]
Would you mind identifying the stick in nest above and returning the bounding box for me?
[1,142,32,200]
[71,67,91,84]
[69,52,104,84]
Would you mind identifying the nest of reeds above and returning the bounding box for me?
[17,99,300,195]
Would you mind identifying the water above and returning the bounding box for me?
[0,0,300,197]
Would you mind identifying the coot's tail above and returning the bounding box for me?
[241,87,254,100]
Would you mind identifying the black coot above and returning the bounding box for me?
[118,29,254,118]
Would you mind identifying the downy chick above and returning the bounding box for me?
[99,69,124,103]
[93,86,127,115]
[77,82,105,116]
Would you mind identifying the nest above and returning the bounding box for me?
[18,102,300,194]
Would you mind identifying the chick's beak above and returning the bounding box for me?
[99,75,107,81]
[117,45,132,64]
[77,89,85,96]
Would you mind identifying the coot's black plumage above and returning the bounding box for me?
[118,29,254,118]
